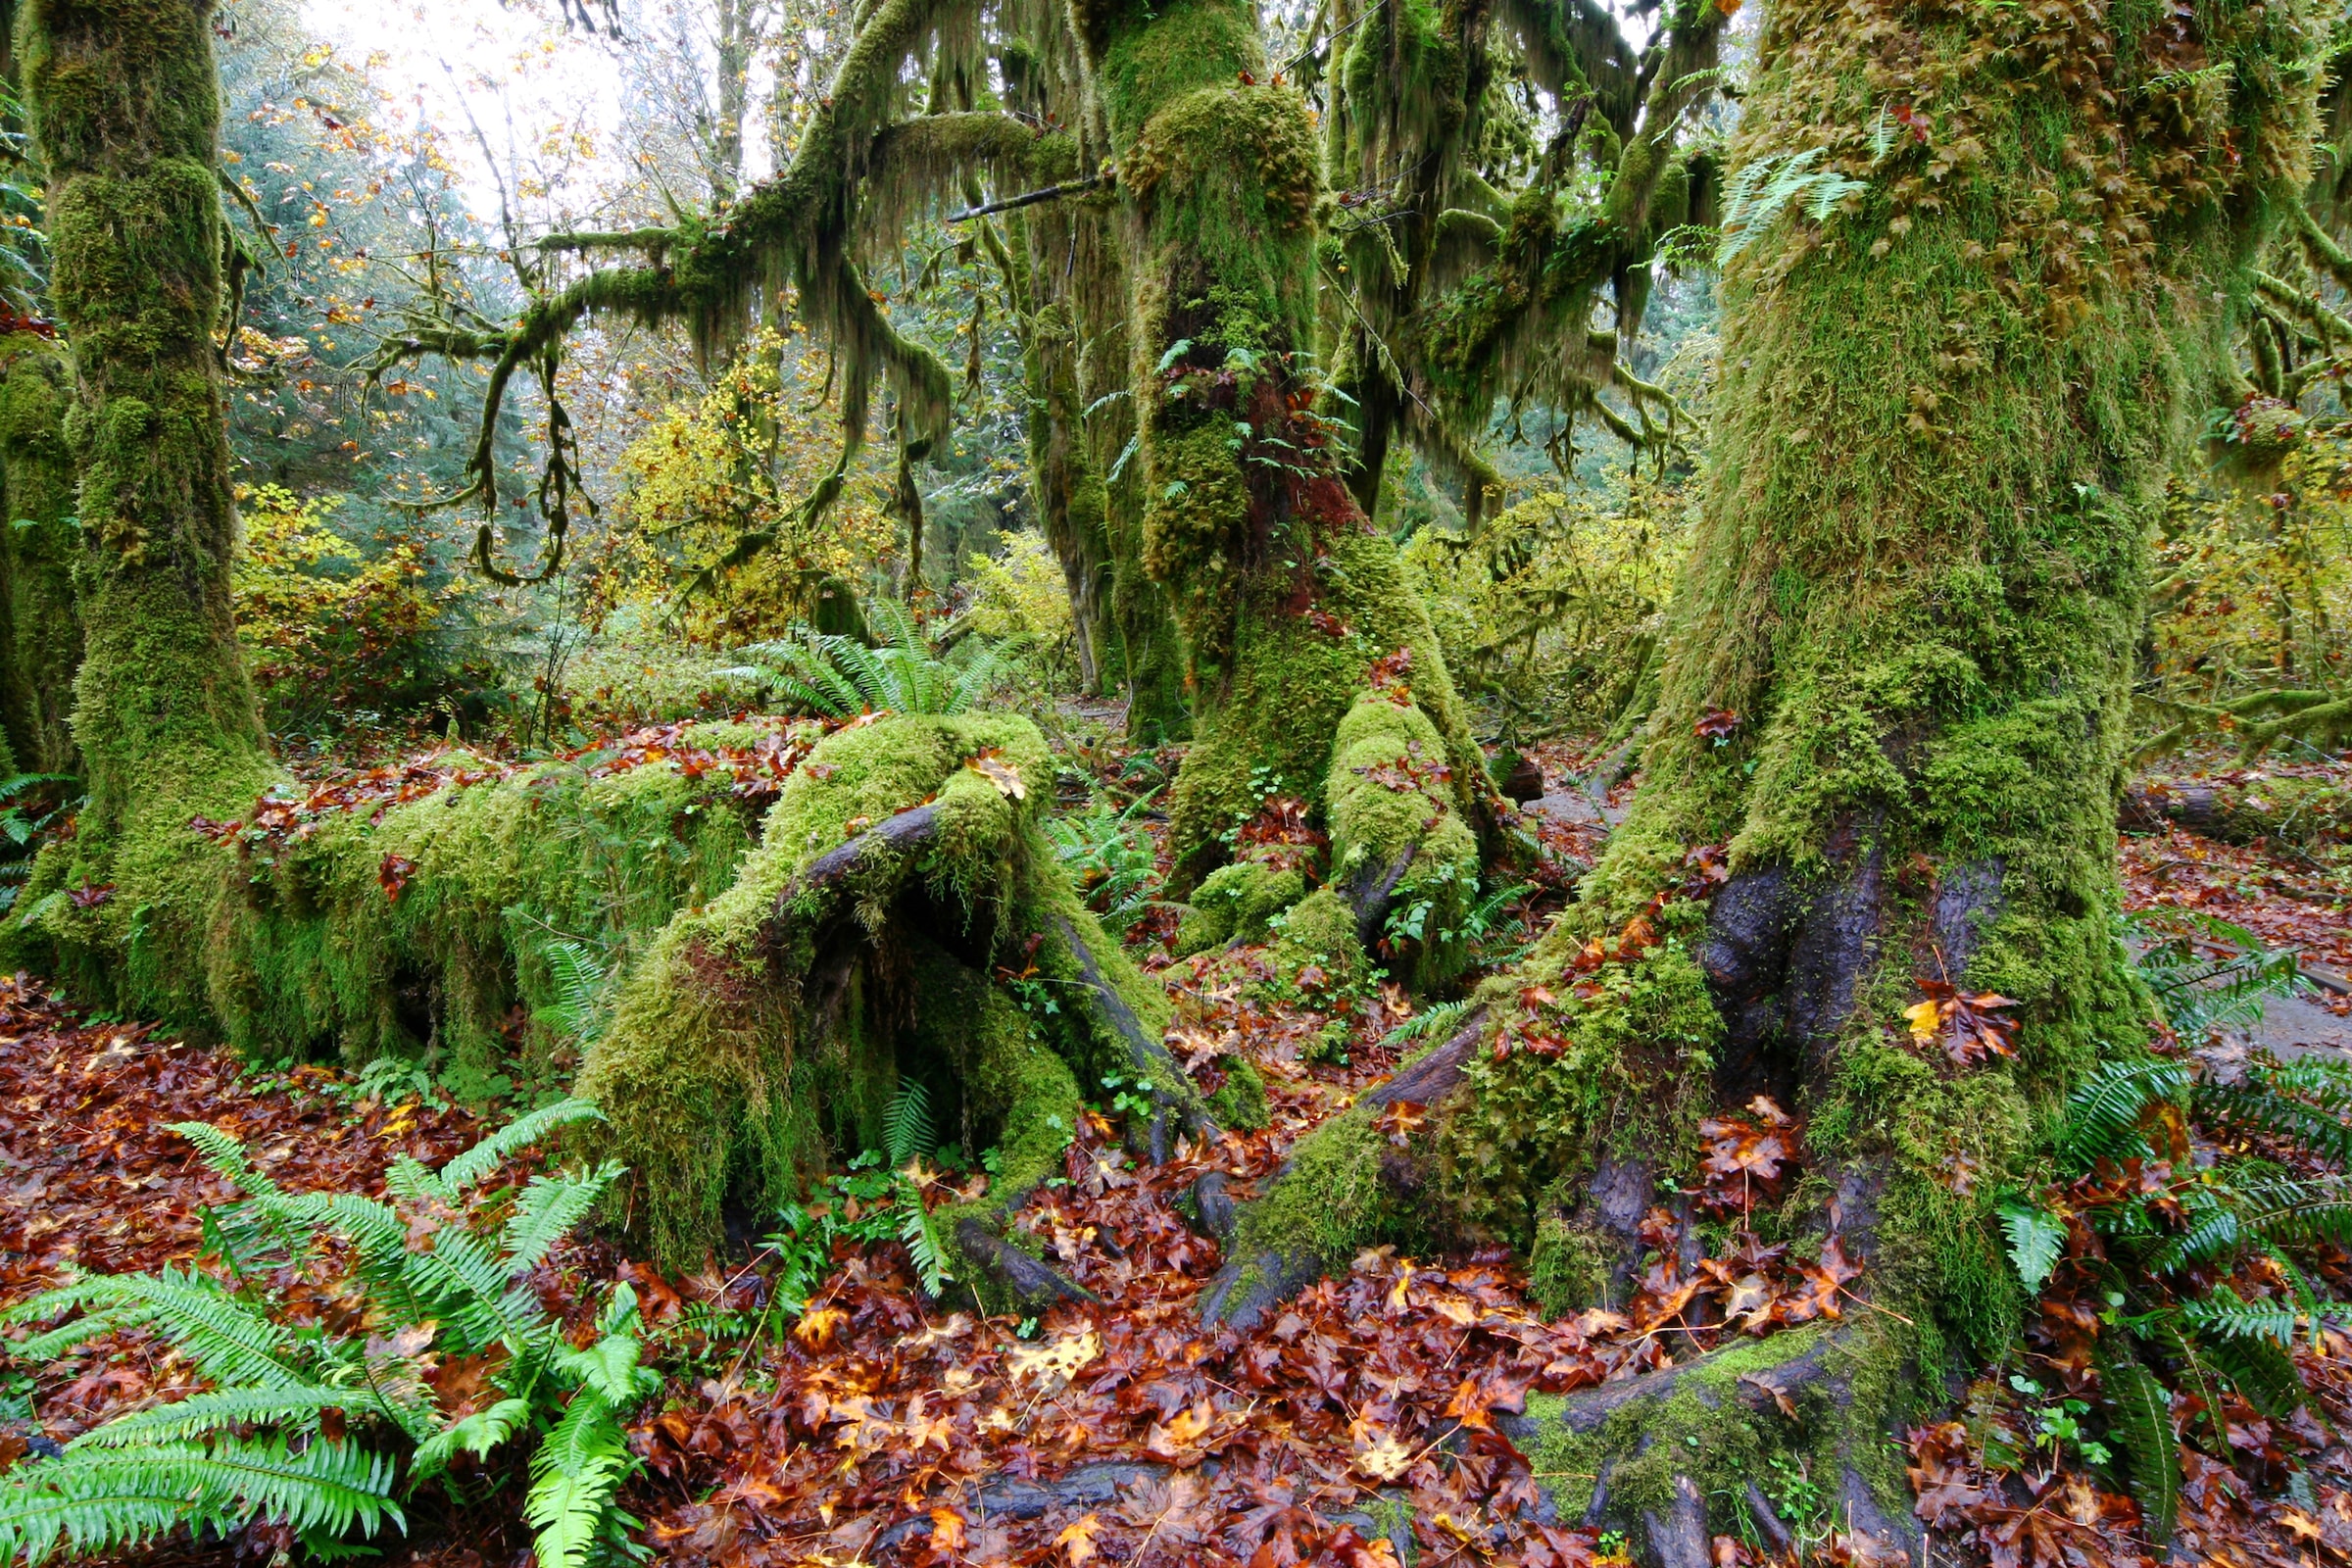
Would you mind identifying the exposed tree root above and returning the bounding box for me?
[1500,1324,1921,1568]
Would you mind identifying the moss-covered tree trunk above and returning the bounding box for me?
[1071,0,1503,982]
[0,330,80,775]
[18,0,272,1011]
[1209,0,2315,1555]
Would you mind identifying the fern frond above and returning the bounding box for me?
[555,1330,655,1406]
[2180,1292,2302,1346]
[0,1437,402,1564]
[438,1098,606,1193]
[524,1392,631,1568]
[169,1120,285,1200]
[538,940,611,1045]
[68,1387,397,1448]
[883,1081,935,1168]
[2096,1345,2180,1547]
[26,1270,312,1389]
[500,1163,623,1278]
[2197,1080,2352,1164]
[383,1155,454,1208]
[410,1396,531,1482]
[2060,1058,2190,1169]
[2206,1332,2307,1417]
[899,1179,952,1297]
[1998,1202,2067,1291]
[1380,999,1474,1052]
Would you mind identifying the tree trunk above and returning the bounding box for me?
[991,62,1193,737]
[14,0,271,1020]
[0,331,80,775]
[1073,0,1502,956]
[1206,0,2313,1554]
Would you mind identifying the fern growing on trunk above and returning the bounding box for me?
[0,1100,658,1566]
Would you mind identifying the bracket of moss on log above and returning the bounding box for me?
[578,712,1217,1298]
[1199,1008,1485,1329]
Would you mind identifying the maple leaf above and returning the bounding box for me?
[1694,708,1740,742]
[1146,1399,1215,1465]
[1352,1430,1415,1482]
[1008,1326,1101,1388]
[795,1304,849,1347]
[377,853,415,902]
[1055,1512,1102,1564]
[968,747,1026,799]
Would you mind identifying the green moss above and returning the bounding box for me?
[1226,1100,1396,1274]
[1526,1211,1615,1319]
[1175,860,1305,954]
[1266,886,1370,998]
[1438,935,1721,1245]
[1205,1053,1268,1130]
[0,334,82,774]
[578,711,1200,1264]
[1325,690,1481,989]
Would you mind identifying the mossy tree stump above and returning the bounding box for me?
[578,712,1215,1299]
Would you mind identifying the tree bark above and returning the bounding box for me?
[1070,0,1502,933]
[0,332,80,776]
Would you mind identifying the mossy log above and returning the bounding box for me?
[577,712,1215,1286]
[2122,773,2352,847]
[1197,0,2318,1551]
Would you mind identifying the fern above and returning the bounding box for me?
[1716,146,1869,262]
[0,1437,402,1565]
[439,1098,607,1193]
[501,1162,624,1277]
[1997,1202,2067,1292]
[536,940,612,1046]
[523,1393,631,1568]
[2059,1058,2190,1168]
[883,1080,937,1168]
[738,600,1012,719]
[1380,998,1476,1052]
[2096,1345,2180,1547]
[898,1176,953,1297]
[0,1102,652,1562]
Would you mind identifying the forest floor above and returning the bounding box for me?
[1,729,2349,1568]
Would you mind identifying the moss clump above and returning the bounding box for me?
[1174,860,1305,954]
[1325,689,1481,989]
[1266,887,1370,999]
[1224,1100,1396,1281]
[1205,1053,1268,1130]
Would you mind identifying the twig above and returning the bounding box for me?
[947,172,1111,223]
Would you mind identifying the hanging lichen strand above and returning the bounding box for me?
[1204,0,2319,1552]
[14,0,272,1017]
[1322,0,1726,521]
[366,0,1042,582]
